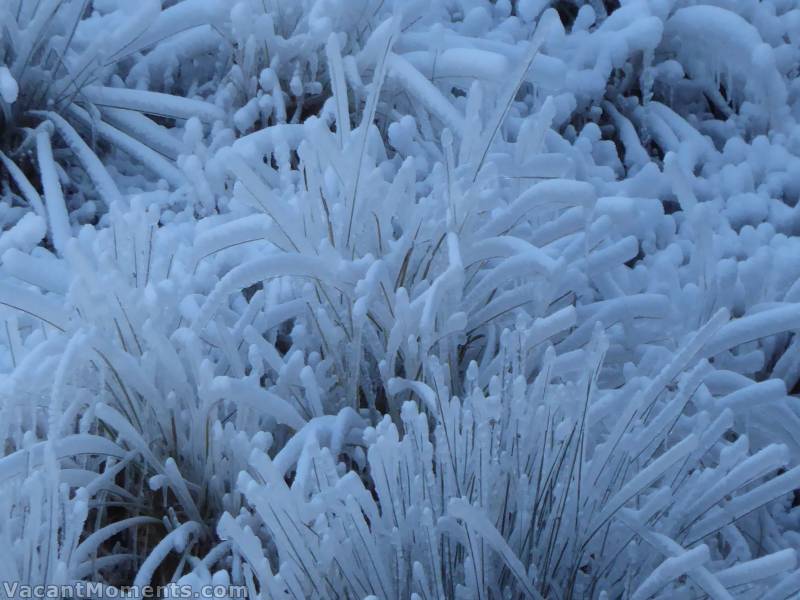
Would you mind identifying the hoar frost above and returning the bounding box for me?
[1,0,800,598]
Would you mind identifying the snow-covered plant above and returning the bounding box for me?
[0,0,227,232]
[221,312,800,599]
[196,9,675,423]
[0,198,271,586]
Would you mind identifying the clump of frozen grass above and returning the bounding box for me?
[0,198,264,586]
[0,0,226,234]
[195,8,676,425]
[223,314,800,599]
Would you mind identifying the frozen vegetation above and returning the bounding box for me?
[1,0,800,598]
